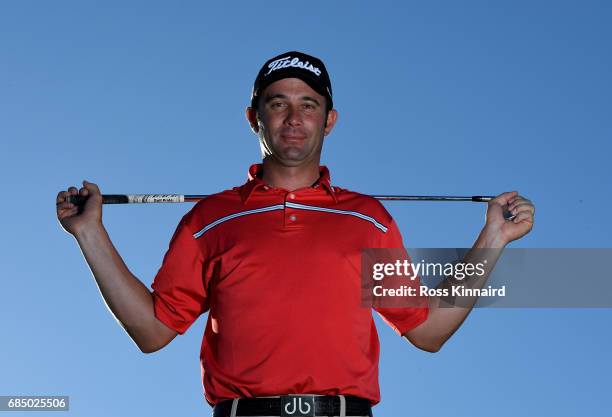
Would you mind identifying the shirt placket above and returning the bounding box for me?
[283,191,301,228]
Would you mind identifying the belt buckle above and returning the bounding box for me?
[280,394,315,417]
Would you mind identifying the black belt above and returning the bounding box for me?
[213,395,373,417]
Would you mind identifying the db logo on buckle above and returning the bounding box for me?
[281,395,315,416]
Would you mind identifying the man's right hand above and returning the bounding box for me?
[56,180,103,236]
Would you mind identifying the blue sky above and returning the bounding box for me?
[1,1,610,416]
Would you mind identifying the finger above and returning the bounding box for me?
[58,201,78,214]
[58,207,79,220]
[508,194,531,205]
[82,180,100,195]
[68,186,78,195]
[512,210,534,224]
[57,191,69,204]
[56,201,74,211]
[491,191,519,207]
[508,197,532,211]
[510,203,535,216]
[79,187,89,196]
[507,198,525,209]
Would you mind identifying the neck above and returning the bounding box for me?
[261,158,321,191]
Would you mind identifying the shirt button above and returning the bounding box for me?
[288,193,296,199]
[289,215,297,222]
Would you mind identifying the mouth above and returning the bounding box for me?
[280,134,307,143]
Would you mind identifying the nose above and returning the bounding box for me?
[284,104,302,126]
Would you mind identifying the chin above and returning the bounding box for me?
[277,158,308,166]
[276,147,310,162]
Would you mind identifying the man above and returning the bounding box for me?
[56,51,535,417]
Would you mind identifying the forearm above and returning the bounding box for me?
[432,228,505,326]
[404,227,506,351]
[74,224,158,348]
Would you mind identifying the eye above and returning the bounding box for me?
[303,103,316,111]
[270,102,286,109]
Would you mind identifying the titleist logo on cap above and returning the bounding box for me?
[265,56,322,77]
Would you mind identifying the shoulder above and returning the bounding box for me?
[179,188,242,232]
[332,186,395,225]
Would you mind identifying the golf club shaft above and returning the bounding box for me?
[67,194,515,220]
[68,194,496,205]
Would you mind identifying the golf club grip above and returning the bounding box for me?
[472,196,515,220]
[69,194,129,205]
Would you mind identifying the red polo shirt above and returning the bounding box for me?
[151,164,428,406]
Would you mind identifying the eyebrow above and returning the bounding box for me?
[263,94,321,106]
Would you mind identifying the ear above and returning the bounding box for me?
[245,107,259,134]
[323,109,339,136]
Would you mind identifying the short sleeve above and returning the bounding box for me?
[372,218,429,336]
[151,214,209,335]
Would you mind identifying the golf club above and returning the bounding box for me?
[67,194,516,220]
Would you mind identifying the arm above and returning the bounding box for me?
[403,191,535,352]
[56,181,178,354]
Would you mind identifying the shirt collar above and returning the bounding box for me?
[239,163,337,204]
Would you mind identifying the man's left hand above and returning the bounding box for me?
[485,191,535,245]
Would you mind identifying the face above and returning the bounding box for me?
[246,78,338,167]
